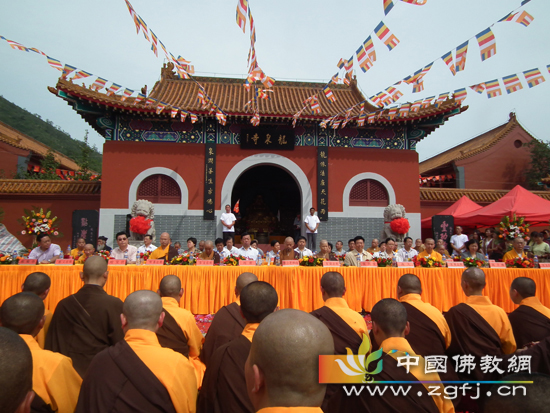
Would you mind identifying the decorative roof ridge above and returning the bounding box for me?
[0,179,101,195]
[420,187,550,202]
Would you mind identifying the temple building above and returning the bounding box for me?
[48,63,465,243]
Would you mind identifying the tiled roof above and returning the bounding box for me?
[419,112,532,175]
[0,122,80,171]
[50,64,465,125]
[420,187,550,203]
[0,179,101,195]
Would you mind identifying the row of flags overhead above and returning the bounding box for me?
[319,63,549,130]
[0,35,207,125]
[235,0,275,127]
[367,0,535,108]
[122,0,194,79]
[122,0,228,125]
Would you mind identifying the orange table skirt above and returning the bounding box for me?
[1,265,549,314]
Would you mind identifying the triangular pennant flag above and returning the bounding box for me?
[133,93,146,105]
[523,68,545,88]
[61,64,77,79]
[476,28,497,61]
[120,89,134,101]
[453,88,467,104]
[383,0,394,15]
[90,77,108,91]
[485,79,502,98]
[236,0,248,33]
[502,74,523,94]
[72,70,93,81]
[455,41,468,72]
[374,21,400,51]
[364,36,376,62]
[46,56,63,71]
[441,51,456,76]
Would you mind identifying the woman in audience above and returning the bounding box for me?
[488,230,505,260]
[266,240,280,262]
[185,237,198,256]
[461,239,487,262]
[482,228,494,256]
[470,229,483,249]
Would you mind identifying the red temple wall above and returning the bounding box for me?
[101,141,420,213]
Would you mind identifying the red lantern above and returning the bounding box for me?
[390,218,410,235]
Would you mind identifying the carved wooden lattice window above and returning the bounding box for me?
[349,179,389,207]
[137,174,181,204]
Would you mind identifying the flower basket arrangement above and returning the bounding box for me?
[97,250,110,261]
[0,253,15,265]
[223,256,240,266]
[373,257,393,267]
[138,251,151,263]
[337,253,346,262]
[413,256,443,268]
[170,254,195,266]
[19,207,62,237]
[499,214,530,241]
[299,256,325,267]
[452,255,462,262]
[463,257,485,268]
[505,257,534,268]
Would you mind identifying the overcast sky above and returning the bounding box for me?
[0,0,548,161]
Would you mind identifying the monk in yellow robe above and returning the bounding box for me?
[502,237,527,262]
[21,271,52,349]
[417,238,443,262]
[149,232,179,263]
[156,275,206,387]
[1,293,82,413]
[76,290,198,413]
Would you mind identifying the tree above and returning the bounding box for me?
[525,139,550,189]
[74,130,96,181]
[35,150,61,180]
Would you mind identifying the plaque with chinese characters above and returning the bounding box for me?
[72,210,99,247]
[317,146,328,221]
[240,127,295,150]
[431,215,453,252]
[204,141,216,220]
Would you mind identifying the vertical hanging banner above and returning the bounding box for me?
[204,129,216,220]
[317,146,329,221]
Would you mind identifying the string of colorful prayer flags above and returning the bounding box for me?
[366,0,535,108]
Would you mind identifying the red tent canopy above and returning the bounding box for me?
[421,196,483,228]
[455,185,550,226]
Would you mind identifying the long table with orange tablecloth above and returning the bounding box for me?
[1,265,549,315]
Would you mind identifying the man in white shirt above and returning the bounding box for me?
[137,234,157,254]
[294,236,313,258]
[397,236,418,262]
[223,235,240,257]
[28,233,62,264]
[110,232,138,263]
[304,208,320,251]
[215,238,228,260]
[238,232,259,260]
[344,236,373,267]
[450,226,469,257]
[220,205,236,241]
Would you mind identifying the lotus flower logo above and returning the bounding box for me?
[334,334,383,383]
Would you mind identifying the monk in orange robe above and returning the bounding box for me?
[76,290,198,413]
[156,275,206,387]
[201,272,258,366]
[149,232,179,263]
[1,293,82,413]
[198,281,278,413]
[245,309,334,413]
[417,238,443,262]
[21,271,52,349]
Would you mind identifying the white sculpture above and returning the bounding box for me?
[380,204,408,242]
[129,199,156,243]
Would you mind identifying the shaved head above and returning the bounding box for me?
[462,267,486,293]
[240,282,278,323]
[511,277,536,299]
[82,256,108,283]
[0,293,44,335]
[123,290,163,331]
[320,272,345,297]
[0,327,33,413]
[397,274,422,295]
[247,309,333,407]
[21,272,51,296]
[236,272,258,295]
[371,298,407,337]
[159,275,182,298]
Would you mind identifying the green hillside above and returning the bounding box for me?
[0,95,102,173]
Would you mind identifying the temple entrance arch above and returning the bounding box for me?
[219,154,312,239]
